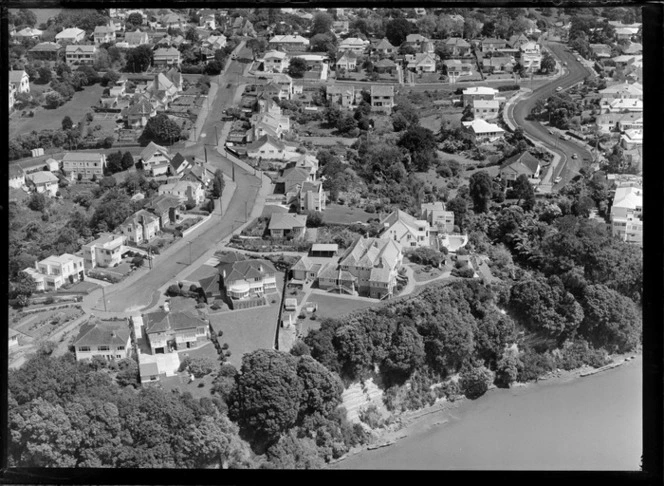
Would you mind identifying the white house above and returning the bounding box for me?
[407,53,437,73]
[338,37,369,55]
[421,201,455,234]
[9,70,30,94]
[153,47,181,67]
[462,119,505,142]
[24,253,86,291]
[55,27,86,44]
[74,319,131,362]
[246,134,299,160]
[621,129,643,150]
[26,171,59,197]
[472,99,500,120]
[610,184,642,245]
[263,50,289,73]
[9,165,25,189]
[139,141,171,173]
[62,152,106,180]
[158,180,205,206]
[65,44,97,65]
[83,233,126,269]
[379,209,431,248]
[93,25,116,45]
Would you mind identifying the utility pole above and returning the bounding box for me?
[215,125,219,146]
[232,161,235,182]
[102,286,107,312]
[188,241,193,265]
[245,201,248,222]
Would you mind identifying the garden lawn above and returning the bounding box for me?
[322,203,374,225]
[10,84,106,138]
[180,341,219,362]
[305,293,378,321]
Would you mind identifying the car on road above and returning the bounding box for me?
[554,176,562,183]
[571,153,578,159]
[555,86,563,92]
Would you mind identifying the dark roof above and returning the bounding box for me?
[246,134,285,151]
[500,151,541,175]
[199,273,221,294]
[219,259,277,283]
[170,152,192,171]
[215,251,248,265]
[143,310,206,334]
[146,194,182,214]
[74,319,130,347]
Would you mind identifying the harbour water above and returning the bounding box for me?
[336,355,642,470]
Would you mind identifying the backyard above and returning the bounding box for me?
[322,203,374,225]
[303,292,378,322]
[10,84,106,137]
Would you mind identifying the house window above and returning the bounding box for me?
[117,346,125,351]
[98,345,110,351]
[79,346,91,352]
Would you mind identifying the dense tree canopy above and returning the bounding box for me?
[138,113,183,146]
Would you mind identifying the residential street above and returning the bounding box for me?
[507,41,595,190]
[88,48,271,314]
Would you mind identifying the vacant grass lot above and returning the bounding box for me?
[322,203,374,225]
[10,84,105,137]
[306,293,378,321]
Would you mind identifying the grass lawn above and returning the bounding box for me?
[158,372,217,400]
[65,280,100,293]
[179,341,219,362]
[306,293,377,321]
[409,263,449,283]
[10,84,105,138]
[323,203,374,225]
[207,273,284,368]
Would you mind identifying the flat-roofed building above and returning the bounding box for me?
[62,152,106,180]
[83,233,126,269]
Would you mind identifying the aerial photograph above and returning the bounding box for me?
[6,4,645,473]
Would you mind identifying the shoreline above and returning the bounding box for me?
[328,351,641,468]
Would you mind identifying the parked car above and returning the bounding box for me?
[554,176,562,183]
[572,153,578,159]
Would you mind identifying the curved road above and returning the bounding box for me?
[508,41,595,189]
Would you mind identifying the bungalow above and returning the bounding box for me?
[121,209,160,244]
[443,59,474,77]
[590,43,612,59]
[14,27,43,40]
[145,194,182,229]
[219,258,278,309]
[318,237,403,299]
[160,13,184,30]
[482,38,508,52]
[65,44,96,65]
[507,34,529,50]
[26,171,59,197]
[405,33,429,48]
[263,50,289,73]
[198,273,222,300]
[374,58,397,74]
[268,213,308,239]
[336,51,358,71]
[139,141,171,173]
[595,112,642,134]
[445,37,472,56]
[621,42,642,55]
[482,56,515,73]
[379,209,431,248]
[615,26,640,40]
[421,201,455,234]
[462,86,498,105]
[291,256,325,282]
[338,37,370,55]
[204,34,227,52]
[93,25,116,45]
[9,165,26,189]
[499,151,541,185]
[462,119,505,142]
[153,47,181,67]
[124,98,156,128]
[124,30,150,47]
[269,34,310,52]
[604,97,643,113]
[472,99,500,120]
[83,233,126,269]
[374,38,396,55]
[158,180,205,206]
[28,42,62,61]
[56,27,86,44]
[599,82,643,100]
[143,309,209,354]
[24,253,86,291]
[326,85,356,108]
[230,17,256,37]
[246,134,299,160]
[182,162,211,188]
[62,152,106,181]
[407,52,437,73]
[9,70,30,94]
[370,85,394,113]
[74,318,131,362]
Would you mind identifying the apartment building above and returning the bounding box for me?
[62,152,106,180]
[83,233,126,268]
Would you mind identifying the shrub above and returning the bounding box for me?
[459,366,494,399]
[166,284,181,297]
[187,357,217,378]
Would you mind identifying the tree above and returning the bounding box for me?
[460,103,474,122]
[385,18,414,47]
[37,66,52,84]
[228,350,303,443]
[44,91,64,109]
[382,323,425,382]
[495,351,522,387]
[106,151,123,174]
[90,189,136,232]
[459,366,494,399]
[126,12,144,28]
[446,197,468,232]
[397,126,437,172]
[296,355,343,418]
[287,57,307,79]
[580,284,641,353]
[61,116,73,131]
[463,17,482,39]
[212,169,225,199]
[512,174,535,209]
[99,175,117,191]
[540,51,556,74]
[310,33,336,53]
[311,12,334,35]
[27,192,48,212]
[102,70,121,87]
[125,45,153,73]
[121,152,135,171]
[9,271,37,306]
[186,357,217,378]
[185,26,200,43]
[138,114,182,146]
[469,171,494,213]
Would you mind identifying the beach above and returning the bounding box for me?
[331,354,642,470]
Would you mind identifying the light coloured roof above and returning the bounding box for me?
[9,70,27,83]
[85,232,124,249]
[612,185,642,210]
[62,152,104,162]
[269,213,307,230]
[311,243,338,252]
[473,99,500,109]
[371,85,394,97]
[65,44,96,53]
[28,171,59,184]
[463,86,498,96]
[462,118,504,134]
[56,27,85,38]
[269,35,310,44]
